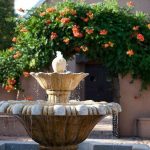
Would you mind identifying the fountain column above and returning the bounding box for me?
[46,90,70,104]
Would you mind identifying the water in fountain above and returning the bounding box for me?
[70,82,82,101]
[0,51,122,150]
[35,81,40,100]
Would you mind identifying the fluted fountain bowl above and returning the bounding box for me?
[30,72,89,103]
[18,115,101,150]
[0,100,121,150]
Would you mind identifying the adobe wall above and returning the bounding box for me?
[119,74,150,137]
[118,0,150,137]
[119,0,150,13]
[0,87,17,100]
[0,76,46,101]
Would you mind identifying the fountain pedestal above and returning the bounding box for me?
[30,72,89,104]
[46,90,70,104]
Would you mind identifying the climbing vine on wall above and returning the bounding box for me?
[0,0,150,92]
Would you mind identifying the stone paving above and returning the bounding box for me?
[88,115,113,139]
[89,115,150,148]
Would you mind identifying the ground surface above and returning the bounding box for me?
[89,115,150,147]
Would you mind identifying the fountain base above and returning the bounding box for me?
[40,145,77,150]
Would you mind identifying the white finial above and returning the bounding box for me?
[52,51,67,73]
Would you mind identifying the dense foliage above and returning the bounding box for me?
[0,0,15,50]
[0,0,150,92]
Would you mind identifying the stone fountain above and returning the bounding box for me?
[0,51,121,150]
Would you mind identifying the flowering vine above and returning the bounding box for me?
[0,0,150,92]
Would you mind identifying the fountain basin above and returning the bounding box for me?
[30,72,89,104]
[17,115,102,150]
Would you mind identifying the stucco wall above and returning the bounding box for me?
[0,87,17,100]
[119,0,150,14]
[118,0,150,137]
[0,76,46,101]
[119,74,150,137]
